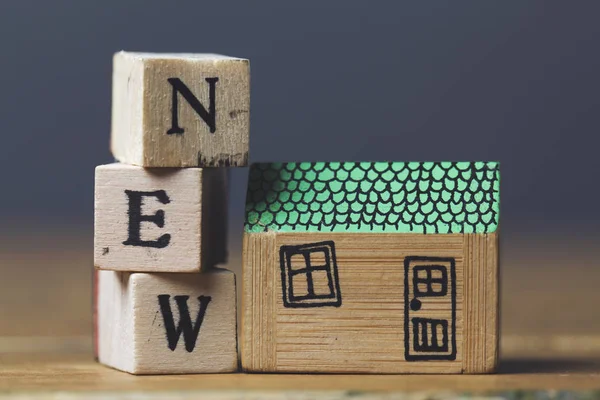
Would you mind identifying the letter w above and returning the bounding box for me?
[158,295,212,352]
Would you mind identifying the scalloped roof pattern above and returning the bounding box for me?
[244,162,500,234]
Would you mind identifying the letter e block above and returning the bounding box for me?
[96,269,237,374]
[94,163,227,272]
[111,51,249,167]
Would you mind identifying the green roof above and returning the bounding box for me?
[244,162,500,234]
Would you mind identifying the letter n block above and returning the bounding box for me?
[94,163,227,272]
[111,51,249,167]
[95,269,237,374]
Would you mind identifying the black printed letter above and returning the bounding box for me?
[167,77,219,135]
[158,295,212,352]
[122,190,171,248]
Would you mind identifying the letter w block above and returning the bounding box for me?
[94,163,227,272]
[95,269,237,374]
[111,52,249,167]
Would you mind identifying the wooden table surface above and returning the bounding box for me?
[1,228,599,398]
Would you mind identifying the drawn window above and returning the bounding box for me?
[413,265,447,297]
[279,241,342,308]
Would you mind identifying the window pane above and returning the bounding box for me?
[289,274,308,297]
[309,250,328,267]
[430,283,444,294]
[310,270,334,297]
[417,269,428,280]
[289,254,307,271]
[430,269,443,280]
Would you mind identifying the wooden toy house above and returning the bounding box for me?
[242,161,499,374]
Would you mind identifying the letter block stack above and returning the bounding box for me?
[93,52,249,374]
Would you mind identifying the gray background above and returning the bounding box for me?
[1,1,599,238]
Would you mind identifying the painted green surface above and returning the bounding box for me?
[244,162,500,234]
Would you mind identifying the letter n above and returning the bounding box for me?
[167,77,219,135]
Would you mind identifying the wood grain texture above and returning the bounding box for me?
[241,232,277,371]
[94,163,227,272]
[97,269,237,374]
[111,52,249,167]
[463,232,499,373]
[241,232,498,373]
[2,353,600,397]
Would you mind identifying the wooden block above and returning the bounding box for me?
[241,162,500,374]
[111,51,250,167]
[96,269,238,374]
[94,163,227,273]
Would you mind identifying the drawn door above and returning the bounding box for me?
[404,256,456,361]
